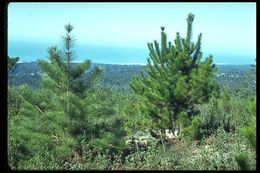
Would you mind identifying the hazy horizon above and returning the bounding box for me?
[8,40,255,65]
[8,2,256,65]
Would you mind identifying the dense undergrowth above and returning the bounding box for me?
[8,85,256,170]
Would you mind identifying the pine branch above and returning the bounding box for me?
[34,105,44,115]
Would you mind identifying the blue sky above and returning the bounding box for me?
[8,2,256,61]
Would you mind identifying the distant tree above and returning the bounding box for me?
[8,56,19,72]
[239,62,256,149]
[130,13,219,139]
[245,61,256,95]
[8,56,21,118]
[8,56,19,86]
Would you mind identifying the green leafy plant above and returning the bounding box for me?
[235,152,250,170]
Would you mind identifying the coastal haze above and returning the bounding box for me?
[8,3,256,65]
[8,40,255,65]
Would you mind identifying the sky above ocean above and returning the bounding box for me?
[8,3,256,65]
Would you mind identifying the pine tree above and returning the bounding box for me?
[8,56,19,87]
[10,24,126,168]
[9,23,104,165]
[8,56,19,72]
[8,56,21,117]
[130,13,219,139]
[240,95,256,149]
[38,23,102,98]
[36,23,104,138]
[245,61,256,96]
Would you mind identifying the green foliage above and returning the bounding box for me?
[9,62,252,93]
[8,18,256,170]
[183,116,201,139]
[120,128,255,170]
[130,13,218,138]
[235,152,250,170]
[34,23,111,148]
[8,87,22,117]
[182,129,255,170]
[195,89,253,140]
[8,135,30,169]
[240,127,256,149]
[8,56,19,73]
[239,98,256,148]
[80,89,126,152]
[8,23,126,170]
[247,97,256,116]
[239,63,256,97]
[8,56,20,87]
[123,95,152,138]
[37,24,102,97]
[8,86,127,169]
[8,78,256,170]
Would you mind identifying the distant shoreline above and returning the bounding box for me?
[16,61,254,66]
[16,61,147,66]
[9,40,256,65]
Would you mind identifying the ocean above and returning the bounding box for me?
[8,41,255,65]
